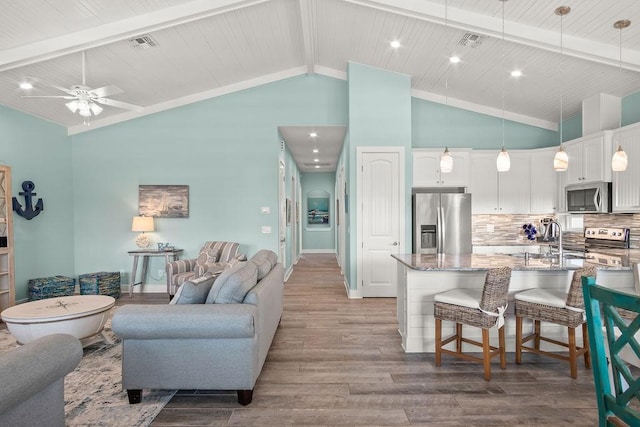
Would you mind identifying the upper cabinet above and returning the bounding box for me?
[412,149,470,188]
[529,147,558,214]
[564,131,612,185]
[469,151,531,214]
[612,123,640,212]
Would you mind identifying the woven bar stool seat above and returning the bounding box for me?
[515,266,597,379]
[434,267,512,381]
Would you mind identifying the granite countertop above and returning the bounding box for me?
[391,253,635,272]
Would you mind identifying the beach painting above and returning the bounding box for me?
[139,185,189,218]
[307,197,329,225]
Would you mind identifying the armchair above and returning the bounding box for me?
[166,241,244,296]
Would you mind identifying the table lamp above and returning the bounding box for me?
[132,216,154,248]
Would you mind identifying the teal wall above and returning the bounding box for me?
[346,62,412,291]
[0,105,74,301]
[70,74,347,288]
[562,114,582,142]
[300,172,335,251]
[623,92,640,127]
[412,98,557,149]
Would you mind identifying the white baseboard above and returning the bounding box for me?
[284,265,293,282]
[127,283,167,294]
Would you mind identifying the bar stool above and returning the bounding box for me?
[434,267,512,381]
[514,266,597,379]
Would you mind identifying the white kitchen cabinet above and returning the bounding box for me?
[412,149,470,188]
[612,123,640,212]
[469,151,530,214]
[529,147,558,214]
[564,131,612,185]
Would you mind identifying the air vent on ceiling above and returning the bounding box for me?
[303,162,331,167]
[129,35,158,50]
[457,32,484,48]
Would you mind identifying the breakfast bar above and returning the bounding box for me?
[393,253,636,353]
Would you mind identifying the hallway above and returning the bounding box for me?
[152,253,599,426]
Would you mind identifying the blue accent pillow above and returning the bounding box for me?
[170,275,216,304]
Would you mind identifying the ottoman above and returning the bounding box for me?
[79,271,121,298]
[28,276,76,301]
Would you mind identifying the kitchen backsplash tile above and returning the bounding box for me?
[472,214,555,246]
[472,213,640,249]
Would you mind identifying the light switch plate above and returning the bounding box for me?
[261,226,272,234]
[261,207,270,214]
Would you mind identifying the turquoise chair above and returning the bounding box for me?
[582,276,640,427]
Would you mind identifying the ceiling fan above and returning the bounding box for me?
[22,51,142,118]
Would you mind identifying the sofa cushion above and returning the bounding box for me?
[170,275,216,304]
[207,261,258,304]
[249,249,278,281]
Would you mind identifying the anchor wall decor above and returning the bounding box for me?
[12,181,44,220]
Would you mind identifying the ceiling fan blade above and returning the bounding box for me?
[95,98,143,112]
[27,77,75,95]
[21,95,77,99]
[90,85,123,98]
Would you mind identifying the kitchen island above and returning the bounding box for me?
[393,253,636,353]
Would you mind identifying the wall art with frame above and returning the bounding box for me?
[138,185,189,218]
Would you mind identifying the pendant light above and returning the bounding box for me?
[496,0,510,172]
[440,0,454,174]
[553,6,570,172]
[612,19,631,172]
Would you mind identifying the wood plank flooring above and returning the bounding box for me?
[141,253,599,426]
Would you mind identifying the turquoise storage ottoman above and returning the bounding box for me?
[28,276,76,301]
[79,271,121,298]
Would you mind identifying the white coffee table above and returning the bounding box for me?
[1,295,115,347]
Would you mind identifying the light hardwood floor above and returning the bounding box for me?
[139,253,599,426]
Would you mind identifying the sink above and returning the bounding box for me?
[509,252,586,260]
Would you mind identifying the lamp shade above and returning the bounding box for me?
[496,147,511,172]
[440,148,453,173]
[612,146,628,172]
[553,146,569,171]
[132,216,154,232]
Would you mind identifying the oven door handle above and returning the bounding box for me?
[593,188,601,211]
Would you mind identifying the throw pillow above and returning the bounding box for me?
[211,262,258,304]
[170,275,216,304]
[205,262,246,304]
[249,249,278,280]
[196,248,220,266]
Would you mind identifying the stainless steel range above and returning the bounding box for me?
[583,227,630,267]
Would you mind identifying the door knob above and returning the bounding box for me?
[392,241,399,246]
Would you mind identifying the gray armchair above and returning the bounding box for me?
[0,334,82,427]
[166,241,244,296]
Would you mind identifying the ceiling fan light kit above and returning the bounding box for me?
[22,51,142,123]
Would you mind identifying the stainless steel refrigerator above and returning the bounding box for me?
[412,192,472,255]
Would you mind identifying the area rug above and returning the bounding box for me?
[0,309,176,427]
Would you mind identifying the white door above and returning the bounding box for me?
[358,147,404,297]
[278,159,286,265]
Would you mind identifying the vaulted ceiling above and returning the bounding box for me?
[1,0,640,170]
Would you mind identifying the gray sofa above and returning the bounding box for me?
[112,250,283,405]
[0,334,83,427]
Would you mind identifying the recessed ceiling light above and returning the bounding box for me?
[312,149,319,153]
[390,40,401,49]
[315,165,320,169]
[19,82,33,90]
[313,158,319,162]
[309,132,318,138]
[511,70,522,77]
[449,56,461,64]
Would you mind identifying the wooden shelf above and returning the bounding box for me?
[0,289,9,295]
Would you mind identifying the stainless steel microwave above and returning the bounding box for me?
[566,182,611,213]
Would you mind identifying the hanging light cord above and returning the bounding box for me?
[501,0,505,150]
[559,11,564,147]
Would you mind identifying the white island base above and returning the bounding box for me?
[396,265,634,353]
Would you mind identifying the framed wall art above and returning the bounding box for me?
[139,185,189,218]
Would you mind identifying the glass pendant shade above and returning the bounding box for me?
[554,145,569,171]
[496,147,511,172]
[612,145,628,172]
[440,147,453,173]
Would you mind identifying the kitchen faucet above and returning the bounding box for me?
[551,220,563,260]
